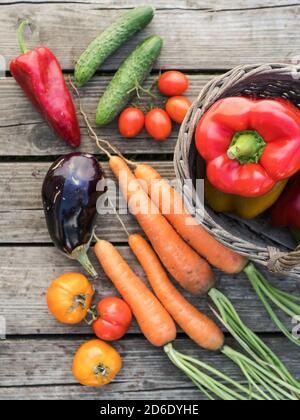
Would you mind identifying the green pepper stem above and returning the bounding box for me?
[17,20,30,54]
[227,131,266,164]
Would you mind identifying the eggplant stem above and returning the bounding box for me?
[75,250,98,279]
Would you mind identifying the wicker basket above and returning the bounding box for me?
[174,63,300,279]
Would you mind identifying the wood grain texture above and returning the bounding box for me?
[1,1,297,10]
[0,75,209,156]
[0,336,298,394]
[1,245,298,335]
[1,1,300,399]
[0,161,295,250]
[0,4,299,73]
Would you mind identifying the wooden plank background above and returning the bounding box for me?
[1,0,300,400]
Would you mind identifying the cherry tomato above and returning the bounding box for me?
[166,96,192,124]
[72,339,122,387]
[145,109,172,141]
[158,71,189,96]
[92,297,132,341]
[47,273,94,324]
[118,108,145,138]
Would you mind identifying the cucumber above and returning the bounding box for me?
[75,6,155,87]
[96,35,163,126]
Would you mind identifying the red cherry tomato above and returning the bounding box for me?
[158,71,189,96]
[166,96,192,124]
[145,109,172,141]
[118,108,145,138]
[92,297,132,341]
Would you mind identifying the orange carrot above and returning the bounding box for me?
[109,156,214,295]
[94,240,177,347]
[135,164,248,274]
[129,234,224,351]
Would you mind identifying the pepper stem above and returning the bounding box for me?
[17,20,30,54]
[227,131,266,164]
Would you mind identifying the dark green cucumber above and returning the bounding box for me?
[96,35,163,126]
[75,6,155,87]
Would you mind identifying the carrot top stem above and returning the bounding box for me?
[208,288,300,397]
[244,263,300,347]
[164,344,264,400]
[69,78,136,167]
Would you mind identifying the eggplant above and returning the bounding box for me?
[42,152,106,278]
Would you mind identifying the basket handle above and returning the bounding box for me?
[268,246,300,273]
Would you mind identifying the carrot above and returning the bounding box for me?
[94,239,177,347]
[109,156,214,295]
[129,234,225,351]
[135,164,248,274]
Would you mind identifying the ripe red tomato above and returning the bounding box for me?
[158,71,189,96]
[92,297,132,341]
[166,96,192,124]
[145,109,172,141]
[118,108,145,138]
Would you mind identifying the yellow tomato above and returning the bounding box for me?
[47,273,94,324]
[72,339,122,387]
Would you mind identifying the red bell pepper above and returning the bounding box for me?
[272,172,300,243]
[196,97,300,197]
[10,21,80,148]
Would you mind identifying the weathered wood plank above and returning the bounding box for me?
[1,1,296,10]
[0,75,207,156]
[0,161,172,244]
[0,161,174,211]
[0,4,299,73]
[0,161,295,251]
[0,336,298,395]
[0,245,299,335]
[0,385,206,401]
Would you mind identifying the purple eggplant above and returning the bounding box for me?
[42,152,106,278]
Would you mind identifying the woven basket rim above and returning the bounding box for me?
[174,62,300,278]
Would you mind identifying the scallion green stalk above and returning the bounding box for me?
[208,288,300,398]
[244,263,300,346]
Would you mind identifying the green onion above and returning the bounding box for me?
[244,263,300,346]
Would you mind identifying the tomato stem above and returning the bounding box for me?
[94,364,110,378]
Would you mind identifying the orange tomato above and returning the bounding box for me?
[47,273,94,324]
[166,96,192,124]
[72,339,122,387]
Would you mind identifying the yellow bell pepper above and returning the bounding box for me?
[204,178,288,219]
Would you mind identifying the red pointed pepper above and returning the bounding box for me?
[196,97,300,197]
[10,21,81,148]
[272,172,300,243]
